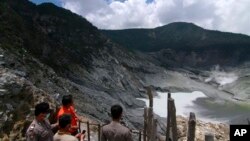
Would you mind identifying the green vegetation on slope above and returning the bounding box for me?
[0,0,107,72]
[102,22,250,52]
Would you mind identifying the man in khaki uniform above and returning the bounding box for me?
[26,102,57,141]
[53,114,85,141]
[101,104,133,141]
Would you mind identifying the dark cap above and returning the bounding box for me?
[35,102,52,116]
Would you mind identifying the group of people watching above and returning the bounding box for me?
[25,95,133,141]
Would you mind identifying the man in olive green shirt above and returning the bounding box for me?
[101,105,133,141]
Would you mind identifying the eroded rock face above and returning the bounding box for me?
[0,42,153,139]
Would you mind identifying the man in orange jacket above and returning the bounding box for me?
[57,95,79,135]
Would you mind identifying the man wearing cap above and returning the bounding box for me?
[26,102,58,141]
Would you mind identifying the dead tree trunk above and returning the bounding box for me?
[187,112,196,141]
[147,107,153,141]
[169,98,178,141]
[166,95,171,141]
[144,107,148,141]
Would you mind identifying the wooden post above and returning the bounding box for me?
[205,133,214,141]
[144,107,148,141]
[98,124,101,141]
[78,120,81,133]
[139,131,142,141]
[147,86,153,108]
[168,92,171,98]
[169,98,178,141]
[147,107,153,141]
[187,112,196,141]
[166,96,171,141]
[87,121,90,141]
[152,119,157,141]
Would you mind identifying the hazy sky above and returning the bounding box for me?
[31,0,250,35]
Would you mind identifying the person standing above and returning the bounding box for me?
[101,104,133,141]
[26,102,58,141]
[57,95,79,135]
